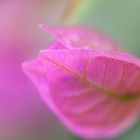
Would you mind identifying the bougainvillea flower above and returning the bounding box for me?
[23,25,140,139]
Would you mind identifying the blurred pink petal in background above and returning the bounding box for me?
[41,25,120,50]
[23,25,140,139]
[0,0,70,138]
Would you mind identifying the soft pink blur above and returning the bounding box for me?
[0,0,69,139]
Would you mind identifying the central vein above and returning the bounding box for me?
[44,55,140,101]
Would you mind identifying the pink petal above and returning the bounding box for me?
[41,25,120,50]
[47,39,67,49]
[23,48,140,139]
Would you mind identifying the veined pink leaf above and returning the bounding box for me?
[23,48,140,139]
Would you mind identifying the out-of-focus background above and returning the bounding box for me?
[0,0,140,140]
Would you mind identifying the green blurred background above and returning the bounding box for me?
[80,0,140,56]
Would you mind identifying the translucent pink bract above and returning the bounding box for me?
[23,25,140,139]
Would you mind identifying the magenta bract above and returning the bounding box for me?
[23,25,140,139]
[41,25,120,50]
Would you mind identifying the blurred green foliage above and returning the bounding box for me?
[79,0,140,57]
